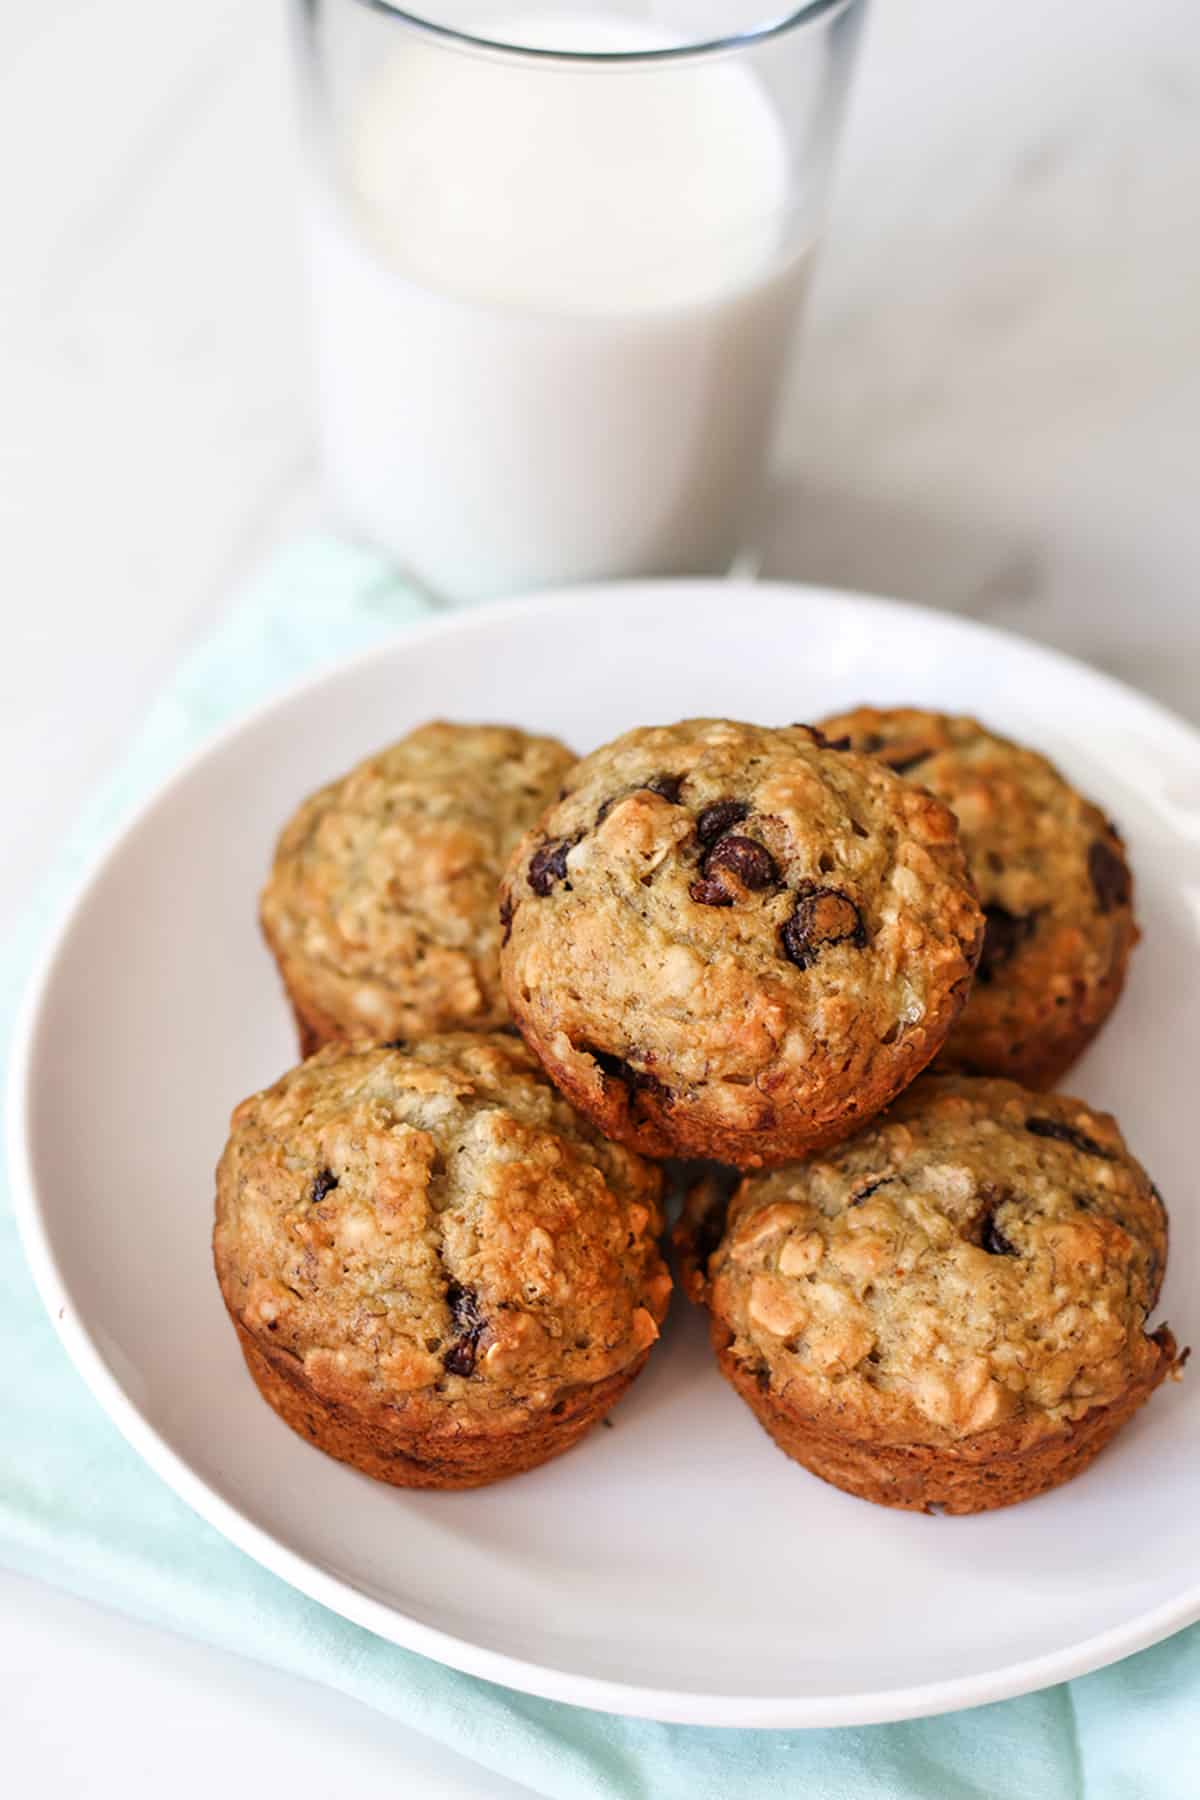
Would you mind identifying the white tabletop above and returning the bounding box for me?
[4,0,1199,1792]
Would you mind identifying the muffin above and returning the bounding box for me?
[815,708,1137,1088]
[261,721,576,1053]
[679,1075,1179,1514]
[500,718,983,1167]
[213,1034,670,1489]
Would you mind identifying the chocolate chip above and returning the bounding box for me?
[696,799,749,845]
[703,834,779,891]
[382,1039,408,1051]
[588,1045,667,1098]
[848,1178,892,1208]
[780,883,867,970]
[499,895,514,945]
[528,835,578,895]
[446,1280,481,1331]
[443,1280,486,1377]
[1026,1116,1118,1160]
[689,877,734,907]
[850,731,934,774]
[583,1046,670,1114]
[981,1213,1018,1257]
[1088,840,1131,913]
[309,1168,338,1204]
[976,904,1037,984]
[442,1341,478,1377]
[588,1045,629,1083]
[972,1184,1020,1256]
[691,834,779,905]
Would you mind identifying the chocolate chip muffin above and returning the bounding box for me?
[679,1075,1179,1513]
[499,719,983,1168]
[261,722,576,1053]
[213,1034,670,1489]
[815,708,1137,1088]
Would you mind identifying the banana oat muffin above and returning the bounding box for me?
[499,719,983,1167]
[679,1075,1179,1513]
[261,722,576,1053]
[214,1034,670,1489]
[815,708,1137,1087]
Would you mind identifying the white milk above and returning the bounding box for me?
[307,13,812,600]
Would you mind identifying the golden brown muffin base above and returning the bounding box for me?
[711,1319,1179,1515]
[934,938,1137,1092]
[265,928,409,1061]
[513,986,976,1169]
[233,1315,648,1490]
[501,718,984,1171]
[816,707,1139,1091]
[261,723,575,1051]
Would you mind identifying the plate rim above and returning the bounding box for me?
[9,576,1200,1729]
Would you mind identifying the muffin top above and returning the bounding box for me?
[260,721,576,1045]
[214,1034,669,1431]
[500,718,983,1166]
[689,1075,1170,1445]
[815,708,1137,1087]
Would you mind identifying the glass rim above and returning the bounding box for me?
[346,0,856,64]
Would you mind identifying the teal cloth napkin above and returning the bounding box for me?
[3,533,1194,1799]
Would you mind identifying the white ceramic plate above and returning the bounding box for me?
[11,582,1200,1729]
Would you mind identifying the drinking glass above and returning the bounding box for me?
[295,0,868,601]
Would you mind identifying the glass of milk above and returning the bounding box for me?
[295,0,867,602]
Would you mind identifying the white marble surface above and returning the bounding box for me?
[3,0,1199,1793]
